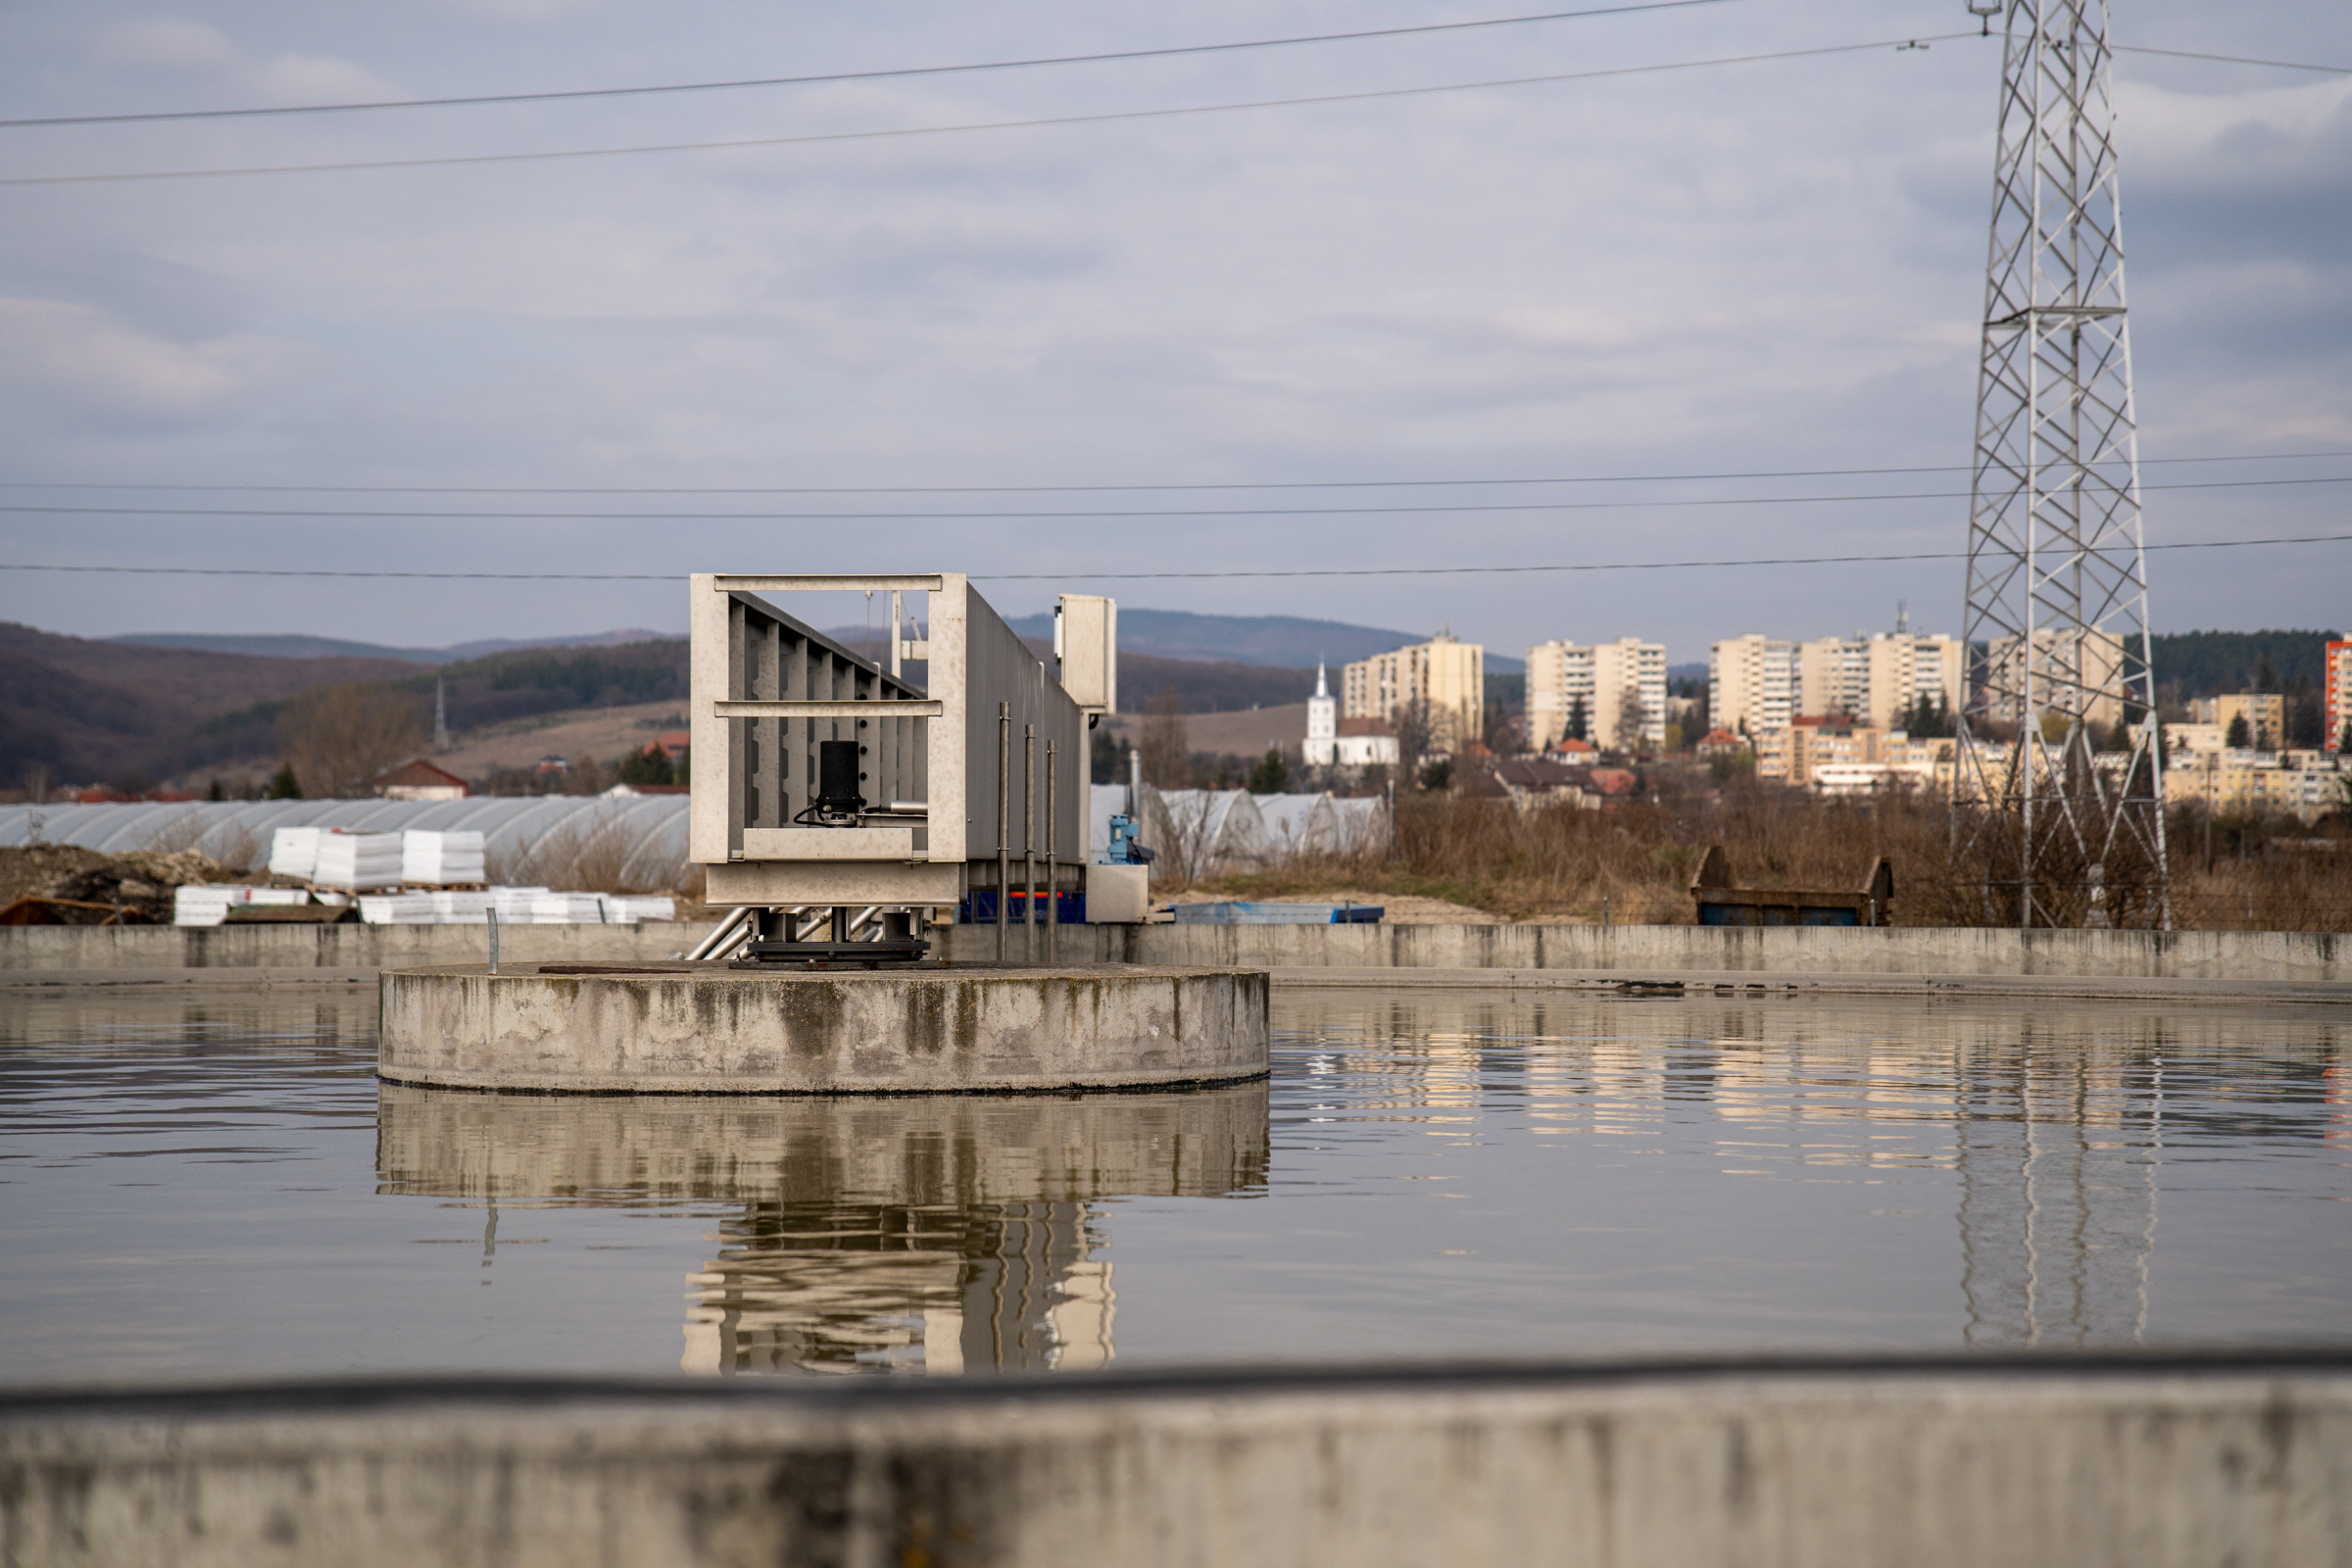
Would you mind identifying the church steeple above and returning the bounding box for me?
[1314,661,1328,699]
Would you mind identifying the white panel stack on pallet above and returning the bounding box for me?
[402,830,486,886]
[268,828,321,880]
[173,885,311,926]
[493,889,608,924]
[312,831,404,891]
[600,895,675,922]
[356,894,438,924]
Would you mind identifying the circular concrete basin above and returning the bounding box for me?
[377,962,1268,1094]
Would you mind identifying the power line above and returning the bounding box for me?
[1,473,2342,523]
[2,449,2343,497]
[2113,44,2352,75]
[4,531,2345,583]
[0,1,1741,130]
[0,34,1977,189]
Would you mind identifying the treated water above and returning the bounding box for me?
[0,986,2344,1381]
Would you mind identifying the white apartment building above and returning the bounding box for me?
[1343,633,1483,751]
[1526,637,1667,752]
[1798,632,1965,730]
[1708,635,1795,737]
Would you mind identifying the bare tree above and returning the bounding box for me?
[1140,686,1191,786]
[1390,695,1433,788]
[279,683,427,799]
[1615,687,1648,755]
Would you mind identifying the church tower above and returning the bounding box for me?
[1305,662,1337,765]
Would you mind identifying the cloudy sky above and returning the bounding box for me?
[2,0,2346,664]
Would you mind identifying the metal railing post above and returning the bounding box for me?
[1023,722,1037,964]
[997,702,1010,962]
[1045,740,1058,964]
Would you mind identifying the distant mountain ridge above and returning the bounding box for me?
[1001,608,1528,674]
[113,628,677,664]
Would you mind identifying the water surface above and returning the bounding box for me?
[0,985,2343,1382]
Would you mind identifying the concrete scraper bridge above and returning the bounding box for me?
[377,571,1268,1094]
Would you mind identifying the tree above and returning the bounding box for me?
[267,762,304,800]
[2341,719,2352,756]
[1615,687,1648,755]
[1567,695,1588,743]
[2225,712,2251,750]
[1140,687,1190,786]
[617,744,673,786]
[1390,695,1434,788]
[1089,726,1121,784]
[206,778,226,802]
[1248,747,1291,794]
[278,683,426,799]
[1418,757,1452,791]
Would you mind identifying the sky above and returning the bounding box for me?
[1,0,2347,666]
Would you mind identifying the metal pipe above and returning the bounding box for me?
[1023,722,1037,965]
[997,702,1009,962]
[1046,739,1058,964]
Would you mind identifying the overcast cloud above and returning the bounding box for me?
[1,0,2346,663]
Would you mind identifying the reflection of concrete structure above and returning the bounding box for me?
[375,1081,1268,1376]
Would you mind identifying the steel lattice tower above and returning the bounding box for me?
[1955,0,2168,929]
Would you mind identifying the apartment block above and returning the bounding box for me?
[1525,637,1667,752]
[1982,628,2126,729]
[1797,632,1964,730]
[2328,641,2352,752]
[2165,749,2349,823]
[1752,717,1953,791]
[2192,692,2287,750]
[1708,634,1795,738]
[1343,632,1483,751]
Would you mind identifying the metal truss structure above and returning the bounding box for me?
[1955,0,2168,929]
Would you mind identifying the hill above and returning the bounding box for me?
[2149,630,2342,700]
[0,622,421,788]
[996,608,1529,675]
[113,627,677,664]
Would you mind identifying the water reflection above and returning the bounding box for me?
[376,1083,1270,1375]
[1275,988,2345,1350]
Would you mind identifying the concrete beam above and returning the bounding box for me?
[3,1357,2346,1567]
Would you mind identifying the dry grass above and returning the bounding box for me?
[1200,787,2352,931]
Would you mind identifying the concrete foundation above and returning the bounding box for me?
[377,962,1268,1093]
[4,1357,2347,1568]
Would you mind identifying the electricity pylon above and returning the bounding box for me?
[1954,0,2168,929]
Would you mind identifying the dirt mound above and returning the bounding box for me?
[0,845,229,924]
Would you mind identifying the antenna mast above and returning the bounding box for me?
[1954,0,2167,929]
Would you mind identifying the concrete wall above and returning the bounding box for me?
[4,1359,2346,1567]
[9,921,2346,991]
[945,922,2350,984]
[0,920,713,973]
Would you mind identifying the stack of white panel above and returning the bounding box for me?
[427,891,494,923]
[401,830,486,885]
[173,885,312,926]
[599,895,676,922]
[312,831,404,890]
[357,894,438,924]
[268,828,321,880]
[493,889,607,923]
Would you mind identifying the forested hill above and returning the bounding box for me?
[2150,630,2341,698]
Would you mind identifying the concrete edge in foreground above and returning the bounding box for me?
[4,1354,2347,1568]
